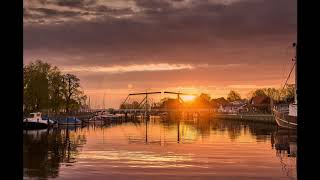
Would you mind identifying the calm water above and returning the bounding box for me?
[23,115,297,180]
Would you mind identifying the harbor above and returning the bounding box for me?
[23,0,297,179]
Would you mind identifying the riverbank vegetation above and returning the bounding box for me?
[23,60,87,114]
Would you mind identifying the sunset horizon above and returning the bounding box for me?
[23,1,297,180]
[24,0,296,109]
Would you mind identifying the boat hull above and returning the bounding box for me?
[273,109,297,129]
[58,121,82,126]
[23,122,48,130]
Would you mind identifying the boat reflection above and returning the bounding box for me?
[23,127,87,179]
[271,128,297,179]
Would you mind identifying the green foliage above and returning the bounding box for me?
[249,85,295,103]
[24,60,51,112]
[24,60,87,114]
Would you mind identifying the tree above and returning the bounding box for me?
[252,89,267,97]
[23,60,51,112]
[199,93,211,102]
[62,74,84,113]
[227,90,241,102]
[250,87,290,103]
[211,97,228,108]
[264,88,280,102]
[119,101,141,109]
[23,60,87,114]
[280,84,295,103]
[48,66,65,113]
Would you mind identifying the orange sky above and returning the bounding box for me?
[23,0,296,108]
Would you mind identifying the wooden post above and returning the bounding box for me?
[177,120,180,143]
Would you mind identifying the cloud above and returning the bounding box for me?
[23,0,296,107]
[60,63,196,74]
[24,0,296,51]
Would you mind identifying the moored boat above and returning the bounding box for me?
[57,117,82,125]
[273,104,297,129]
[88,111,123,122]
[272,42,297,129]
[23,112,56,129]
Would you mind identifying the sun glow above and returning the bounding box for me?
[181,95,196,102]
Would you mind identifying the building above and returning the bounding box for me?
[247,95,271,113]
[217,100,247,113]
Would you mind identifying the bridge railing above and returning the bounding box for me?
[115,108,215,113]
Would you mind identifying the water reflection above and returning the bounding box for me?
[272,129,297,180]
[23,127,87,179]
[23,114,296,180]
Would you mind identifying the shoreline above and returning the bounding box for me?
[214,113,276,124]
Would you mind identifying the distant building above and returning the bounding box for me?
[211,97,229,112]
[247,95,271,113]
[218,100,246,113]
[250,95,270,105]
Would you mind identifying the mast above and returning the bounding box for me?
[103,93,105,110]
[88,96,91,109]
[293,42,297,104]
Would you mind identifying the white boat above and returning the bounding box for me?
[273,43,297,129]
[273,104,297,129]
[89,111,120,122]
[23,112,56,129]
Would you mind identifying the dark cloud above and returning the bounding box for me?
[134,0,172,9]
[24,0,296,67]
[88,5,133,13]
[56,0,97,7]
[24,0,296,98]
[23,0,297,107]
[29,7,83,17]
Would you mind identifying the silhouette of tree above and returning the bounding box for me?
[227,90,241,102]
[23,60,87,113]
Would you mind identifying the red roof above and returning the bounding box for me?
[251,95,270,105]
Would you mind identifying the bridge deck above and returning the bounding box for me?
[114,109,215,113]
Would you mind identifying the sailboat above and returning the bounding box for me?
[272,43,297,129]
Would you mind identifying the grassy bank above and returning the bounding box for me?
[214,113,276,124]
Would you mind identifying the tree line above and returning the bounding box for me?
[23,60,87,114]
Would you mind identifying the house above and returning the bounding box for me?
[211,97,228,112]
[247,95,271,113]
[218,100,247,113]
[250,95,270,105]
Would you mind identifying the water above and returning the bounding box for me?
[23,115,297,180]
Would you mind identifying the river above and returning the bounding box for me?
[23,115,297,180]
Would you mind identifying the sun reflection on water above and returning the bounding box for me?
[23,116,296,179]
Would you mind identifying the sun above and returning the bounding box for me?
[181,95,196,102]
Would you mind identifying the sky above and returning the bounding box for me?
[23,0,297,108]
